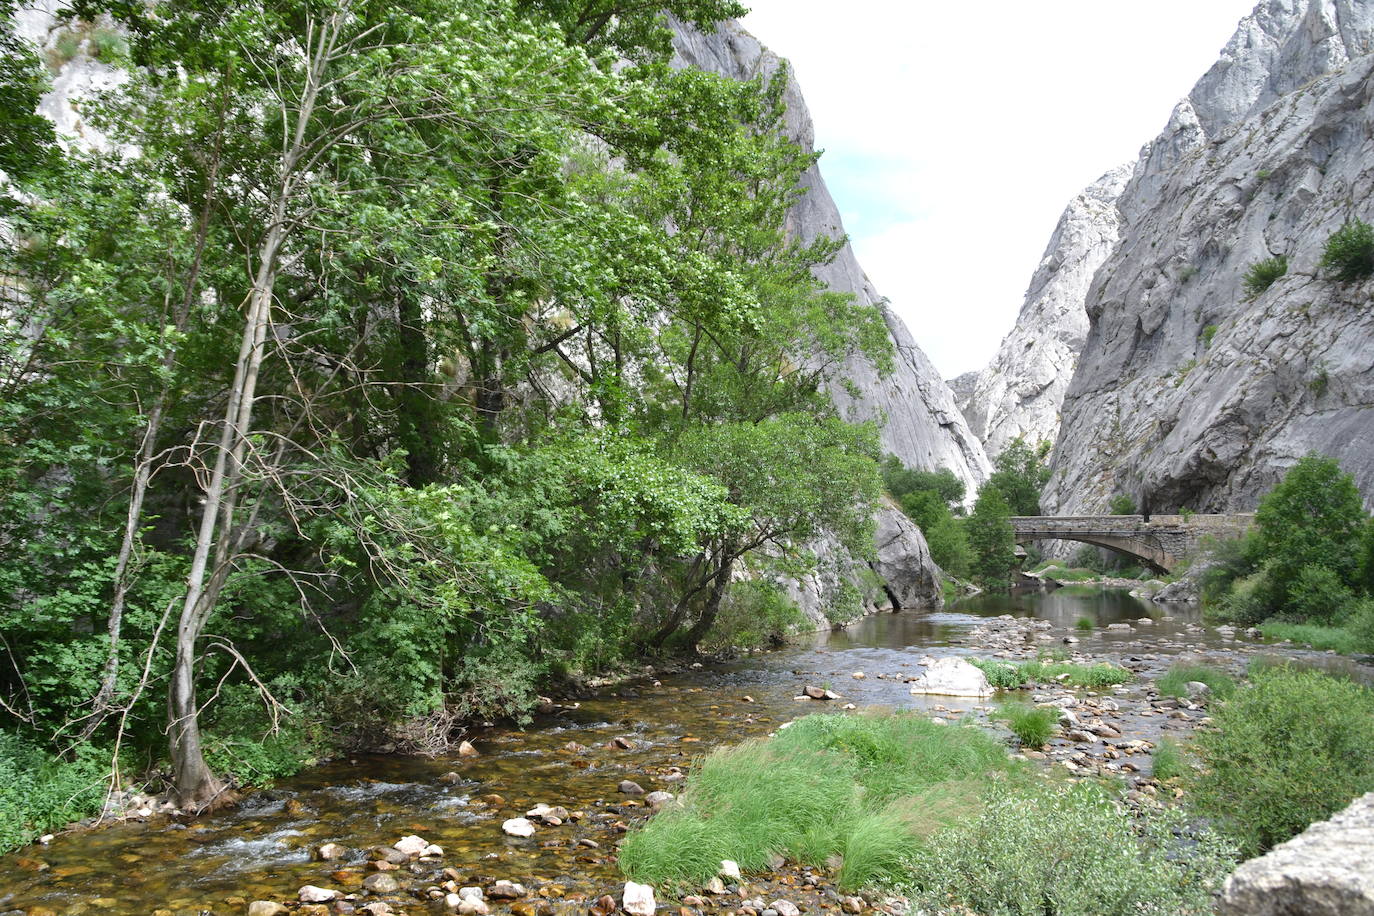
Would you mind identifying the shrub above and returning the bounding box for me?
[996,703,1056,749]
[1192,665,1374,855]
[904,781,1237,916]
[1108,494,1136,515]
[0,733,109,853]
[702,580,809,651]
[1242,255,1288,298]
[1201,324,1219,347]
[1319,219,1374,281]
[1075,616,1095,631]
[1216,569,1279,626]
[1152,738,1187,782]
[1156,663,1236,700]
[618,712,1012,890]
[1285,564,1356,624]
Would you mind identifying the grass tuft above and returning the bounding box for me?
[995,703,1056,749]
[1259,621,1364,655]
[1156,663,1236,700]
[970,658,1130,690]
[1075,616,1095,631]
[1151,737,1186,782]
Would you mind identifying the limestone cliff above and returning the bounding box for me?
[672,21,991,496]
[1044,0,1374,514]
[955,165,1131,459]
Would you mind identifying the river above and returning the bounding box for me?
[0,588,1364,915]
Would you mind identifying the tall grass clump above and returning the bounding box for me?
[1242,255,1288,299]
[0,733,109,852]
[1075,616,1095,631]
[1151,738,1187,782]
[1192,664,1374,855]
[1319,218,1374,281]
[618,713,1013,890]
[969,658,1129,689]
[903,781,1237,916]
[1155,663,1236,700]
[995,704,1057,749]
[1259,620,1368,655]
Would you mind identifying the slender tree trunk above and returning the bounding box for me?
[684,554,733,649]
[167,11,339,808]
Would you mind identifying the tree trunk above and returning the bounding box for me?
[684,555,733,649]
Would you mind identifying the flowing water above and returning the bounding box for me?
[0,589,1365,915]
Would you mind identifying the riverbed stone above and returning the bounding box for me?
[645,791,674,809]
[618,780,646,796]
[298,886,339,903]
[314,843,348,861]
[248,903,289,916]
[363,873,400,894]
[623,881,656,916]
[359,904,393,916]
[1219,791,1374,914]
[393,835,429,857]
[458,740,480,757]
[720,860,742,879]
[502,818,537,838]
[907,658,993,698]
[488,881,527,900]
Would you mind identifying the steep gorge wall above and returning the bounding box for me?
[1035,0,1374,513]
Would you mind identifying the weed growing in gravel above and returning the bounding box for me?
[1156,663,1236,700]
[995,704,1057,749]
[1075,616,1095,631]
[971,658,1130,689]
[1151,737,1187,782]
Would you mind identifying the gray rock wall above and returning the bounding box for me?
[1219,790,1374,915]
[1044,0,1374,515]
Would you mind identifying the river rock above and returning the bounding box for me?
[645,791,675,809]
[459,899,491,916]
[393,835,429,856]
[770,901,800,916]
[488,881,528,900]
[314,842,347,861]
[458,740,480,757]
[363,873,401,894]
[907,657,993,698]
[1219,791,1374,914]
[439,771,463,785]
[360,904,393,916]
[618,780,646,796]
[248,903,289,916]
[623,881,656,916]
[502,818,536,838]
[720,860,742,879]
[371,845,408,865]
[526,803,570,823]
[298,886,339,903]
[1185,681,1211,699]
[704,877,727,895]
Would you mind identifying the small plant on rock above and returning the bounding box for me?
[1242,255,1288,299]
[1319,219,1374,281]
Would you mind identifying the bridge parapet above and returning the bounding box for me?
[1008,514,1253,573]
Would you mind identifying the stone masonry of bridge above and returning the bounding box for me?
[1010,514,1254,574]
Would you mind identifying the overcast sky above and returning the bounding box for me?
[740,1,1259,379]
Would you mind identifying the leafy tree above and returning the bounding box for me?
[881,456,965,508]
[1255,454,1366,605]
[984,438,1051,516]
[967,487,1018,586]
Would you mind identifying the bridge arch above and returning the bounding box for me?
[1008,515,1254,575]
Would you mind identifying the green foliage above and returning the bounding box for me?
[970,658,1130,689]
[1108,494,1137,515]
[984,438,1050,516]
[0,733,108,852]
[967,487,1018,586]
[1258,619,1371,655]
[618,712,1012,890]
[1192,665,1374,855]
[1242,255,1288,299]
[903,781,1237,916]
[881,456,965,507]
[1255,454,1366,604]
[1318,219,1374,281]
[701,581,810,651]
[1076,616,1095,631]
[1156,664,1236,700]
[1286,564,1356,625]
[1151,738,1186,782]
[995,703,1056,748]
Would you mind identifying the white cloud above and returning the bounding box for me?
[741,0,1258,377]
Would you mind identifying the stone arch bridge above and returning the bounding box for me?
[1009,514,1254,574]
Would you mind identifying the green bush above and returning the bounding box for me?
[903,781,1237,916]
[702,580,809,652]
[1286,564,1356,625]
[1156,663,1236,700]
[1242,255,1288,299]
[1151,738,1187,782]
[618,712,1013,891]
[1108,494,1136,515]
[1258,620,1363,655]
[1319,219,1374,281]
[1192,665,1374,855]
[996,703,1056,749]
[1075,616,1095,631]
[1201,324,1219,348]
[1216,569,1279,626]
[0,733,109,853]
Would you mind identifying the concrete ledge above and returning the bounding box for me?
[1219,791,1374,915]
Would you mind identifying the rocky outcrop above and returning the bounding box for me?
[955,166,1130,459]
[1218,791,1374,915]
[1044,0,1374,515]
[671,21,990,496]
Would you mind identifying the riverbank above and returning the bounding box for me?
[1,592,1369,915]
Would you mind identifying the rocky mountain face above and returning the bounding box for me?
[672,21,991,498]
[1030,0,1374,514]
[953,165,1131,460]
[672,20,992,615]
